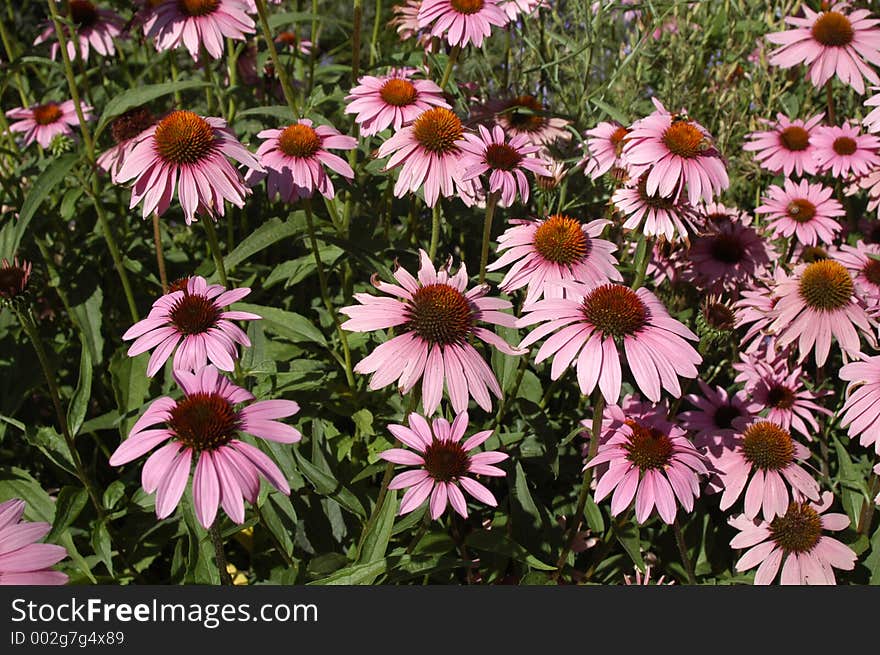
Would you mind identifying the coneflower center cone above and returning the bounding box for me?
[786,198,817,223]
[449,0,485,14]
[741,421,795,471]
[713,404,742,430]
[703,299,736,330]
[178,0,220,17]
[623,420,673,470]
[766,384,796,410]
[70,0,98,27]
[798,259,854,310]
[533,215,588,265]
[169,293,222,335]
[278,124,322,158]
[0,263,28,299]
[154,110,215,165]
[811,11,854,47]
[412,108,463,154]
[862,258,880,286]
[663,121,707,158]
[422,440,470,481]
[168,393,240,451]
[779,125,810,151]
[32,103,62,126]
[832,136,858,156]
[111,107,156,144]
[582,284,648,339]
[379,78,418,106]
[484,143,523,171]
[610,125,629,154]
[769,502,823,554]
[405,283,474,345]
[708,233,745,264]
[636,175,677,209]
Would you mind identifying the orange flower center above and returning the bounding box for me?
[769,502,823,554]
[862,258,880,287]
[379,78,418,107]
[278,123,322,158]
[741,421,795,471]
[786,198,817,223]
[422,439,470,482]
[766,384,796,410]
[484,142,523,171]
[533,215,588,265]
[168,392,240,452]
[169,292,221,335]
[663,120,708,158]
[178,0,220,17]
[154,110,215,164]
[582,284,648,338]
[635,175,676,210]
[412,108,463,154]
[502,95,547,132]
[32,103,62,126]
[832,136,858,156]
[798,259,853,311]
[702,299,736,330]
[449,0,485,15]
[406,283,474,345]
[70,0,98,27]
[779,125,810,151]
[811,11,854,47]
[610,125,629,155]
[111,106,156,144]
[623,420,673,470]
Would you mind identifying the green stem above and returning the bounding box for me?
[354,461,395,560]
[673,518,697,585]
[405,512,431,554]
[825,80,836,125]
[253,504,299,571]
[208,522,234,585]
[303,199,356,389]
[368,0,382,67]
[153,212,168,293]
[630,235,653,290]
[552,390,604,579]
[439,45,461,90]
[0,15,29,105]
[428,201,442,260]
[203,219,229,287]
[478,192,500,285]
[351,0,363,81]
[307,0,319,94]
[857,472,879,535]
[254,0,300,116]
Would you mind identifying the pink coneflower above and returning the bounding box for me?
[116,110,262,224]
[756,179,844,247]
[487,215,621,306]
[517,283,701,403]
[715,420,820,521]
[381,411,507,519]
[623,565,674,585]
[97,107,157,183]
[766,3,880,95]
[459,124,551,206]
[766,259,877,366]
[5,100,92,149]
[417,0,508,48]
[0,258,32,301]
[377,107,475,207]
[699,202,753,227]
[581,121,630,180]
[622,98,729,205]
[34,1,124,62]
[742,113,824,177]
[848,168,880,219]
[838,355,880,454]
[611,174,696,242]
[678,380,758,456]
[0,499,68,585]
[144,0,255,60]
[123,275,261,377]
[733,272,784,353]
[811,122,880,178]
[391,0,434,50]
[339,250,520,415]
[486,95,572,148]
[500,0,544,20]
[831,241,880,305]
[109,365,299,528]
[748,361,831,441]
[586,398,707,525]
[687,221,773,292]
[864,87,880,132]
[730,491,856,585]
[251,119,356,202]
[345,68,448,137]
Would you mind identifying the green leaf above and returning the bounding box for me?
[66,333,93,437]
[103,481,126,511]
[95,81,209,138]
[584,496,605,534]
[590,97,629,125]
[614,522,645,569]
[12,154,79,256]
[26,427,76,476]
[308,559,387,585]
[70,286,104,365]
[235,302,327,346]
[223,216,301,272]
[235,105,297,122]
[357,491,398,569]
[109,348,150,438]
[91,520,114,577]
[866,523,880,585]
[0,467,55,522]
[512,462,541,522]
[465,529,556,571]
[293,448,365,518]
[47,486,87,543]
